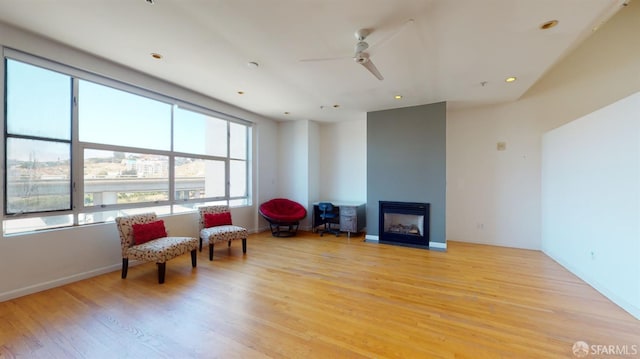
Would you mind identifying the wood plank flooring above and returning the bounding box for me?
[0,231,638,358]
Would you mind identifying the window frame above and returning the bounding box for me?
[2,49,252,234]
[4,58,74,216]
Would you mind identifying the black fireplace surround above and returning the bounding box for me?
[379,201,430,248]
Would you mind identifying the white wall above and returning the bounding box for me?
[318,118,367,202]
[308,120,320,209]
[446,2,640,250]
[277,120,314,228]
[542,91,640,319]
[447,103,541,249]
[0,22,279,300]
[274,119,325,228]
[255,121,279,232]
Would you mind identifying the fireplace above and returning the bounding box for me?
[379,201,430,248]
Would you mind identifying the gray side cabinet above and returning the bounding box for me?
[339,203,366,236]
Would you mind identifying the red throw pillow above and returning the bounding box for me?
[204,212,232,228]
[132,220,167,245]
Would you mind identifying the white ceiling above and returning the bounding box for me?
[0,0,627,123]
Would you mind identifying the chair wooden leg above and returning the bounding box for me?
[242,238,247,254]
[191,249,197,267]
[121,258,129,279]
[199,237,203,252]
[209,243,214,261]
[228,240,231,247]
[157,263,166,284]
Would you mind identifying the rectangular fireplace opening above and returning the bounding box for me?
[379,201,430,248]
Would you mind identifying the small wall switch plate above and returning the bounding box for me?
[497,142,506,151]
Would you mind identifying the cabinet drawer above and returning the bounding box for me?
[340,216,356,232]
[340,206,356,216]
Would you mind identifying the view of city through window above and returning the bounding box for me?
[3,55,250,234]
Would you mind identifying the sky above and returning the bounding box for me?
[6,59,246,162]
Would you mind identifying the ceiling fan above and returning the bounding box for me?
[352,28,383,81]
[301,19,415,81]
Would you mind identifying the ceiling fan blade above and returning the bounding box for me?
[299,55,351,62]
[360,59,384,81]
[369,18,415,53]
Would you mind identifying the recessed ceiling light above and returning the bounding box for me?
[237,91,245,95]
[333,104,340,108]
[540,20,558,30]
[151,53,162,59]
[394,95,403,100]
[505,77,517,83]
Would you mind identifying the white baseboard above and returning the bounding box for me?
[0,263,122,302]
[543,250,640,320]
[251,226,270,234]
[364,235,447,250]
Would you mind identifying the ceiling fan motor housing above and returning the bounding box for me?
[354,52,370,63]
[354,41,369,54]
[355,28,371,41]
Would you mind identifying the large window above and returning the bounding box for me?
[5,60,72,215]
[78,80,172,150]
[3,53,252,234]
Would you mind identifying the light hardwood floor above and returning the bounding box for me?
[0,231,638,358]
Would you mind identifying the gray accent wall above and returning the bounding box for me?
[367,102,446,245]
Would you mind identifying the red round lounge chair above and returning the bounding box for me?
[259,198,307,237]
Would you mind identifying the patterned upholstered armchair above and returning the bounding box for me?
[115,213,198,284]
[198,205,248,261]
